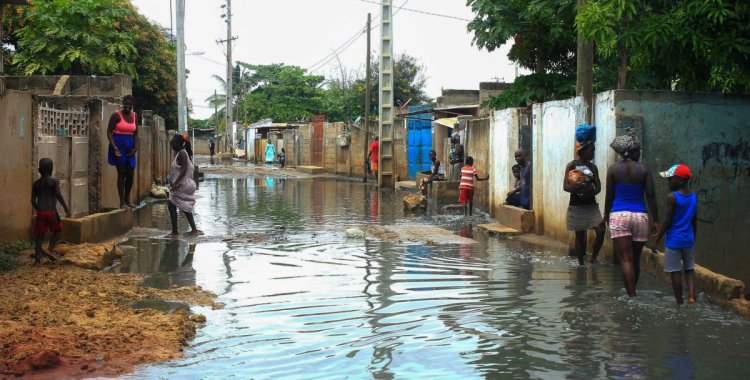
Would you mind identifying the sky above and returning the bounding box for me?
[130,0,520,119]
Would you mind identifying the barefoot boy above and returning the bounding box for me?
[653,164,697,304]
[31,158,71,264]
[459,156,489,217]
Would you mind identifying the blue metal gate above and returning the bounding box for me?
[407,105,433,179]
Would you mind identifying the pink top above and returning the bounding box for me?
[114,111,137,135]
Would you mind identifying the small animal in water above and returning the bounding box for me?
[345,227,365,239]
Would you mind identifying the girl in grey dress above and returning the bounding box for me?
[167,134,202,238]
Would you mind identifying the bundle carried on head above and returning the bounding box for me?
[575,124,596,152]
[609,128,640,158]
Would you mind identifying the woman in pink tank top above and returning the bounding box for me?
[107,95,139,209]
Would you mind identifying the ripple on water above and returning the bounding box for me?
[126,177,750,379]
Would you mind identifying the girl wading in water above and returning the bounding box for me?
[107,95,138,209]
[564,125,604,265]
[167,134,203,239]
[602,131,659,297]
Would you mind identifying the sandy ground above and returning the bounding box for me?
[0,246,220,379]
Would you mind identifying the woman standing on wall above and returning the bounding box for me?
[602,130,659,297]
[107,95,138,209]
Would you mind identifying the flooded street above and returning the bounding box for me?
[124,166,750,379]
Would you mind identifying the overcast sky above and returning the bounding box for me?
[130,0,520,119]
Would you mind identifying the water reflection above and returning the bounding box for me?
[127,176,750,379]
[116,238,195,289]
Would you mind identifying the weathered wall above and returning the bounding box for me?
[489,109,521,217]
[614,90,750,289]
[532,98,579,242]
[0,91,34,241]
[394,118,408,181]
[3,75,131,97]
[298,123,312,167]
[465,118,491,212]
[323,122,338,173]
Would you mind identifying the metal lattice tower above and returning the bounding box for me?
[378,0,394,188]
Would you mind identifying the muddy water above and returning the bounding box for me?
[127,175,750,379]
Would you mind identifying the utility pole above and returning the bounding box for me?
[576,0,593,125]
[214,89,218,152]
[176,0,187,133]
[363,13,371,183]
[378,0,395,188]
[218,0,237,156]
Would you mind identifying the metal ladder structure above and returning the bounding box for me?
[378,0,395,188]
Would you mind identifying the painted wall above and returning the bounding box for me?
[614,90,750,289]
[0,91,34,241]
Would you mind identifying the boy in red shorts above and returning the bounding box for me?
[459,156,489,217]
[31,158,71,264]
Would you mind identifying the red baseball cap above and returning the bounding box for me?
[659,164,691,179]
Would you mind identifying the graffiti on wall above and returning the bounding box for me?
[702,140,750,167]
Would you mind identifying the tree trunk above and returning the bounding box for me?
[576,0,594,124]
[617,40,627,89]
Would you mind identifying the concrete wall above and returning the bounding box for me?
[613,90,750,289]
[465,118,491,212]
[489,109,521,217]
[394,118,408,181]
[3,75,131,97]
[0,91,34,241]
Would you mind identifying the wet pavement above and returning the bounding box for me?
[122,163,750,379]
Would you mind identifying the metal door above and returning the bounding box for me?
[70,136,89,217]
[407,105,433,178]
[311,115,325,167]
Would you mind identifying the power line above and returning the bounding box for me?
[358,0,472,22]
[306,0,411,74]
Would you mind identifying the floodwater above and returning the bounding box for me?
[124,167,750,379]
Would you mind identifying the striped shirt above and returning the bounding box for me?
[459,166,477,189]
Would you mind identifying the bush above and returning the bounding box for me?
[0,241,33,271]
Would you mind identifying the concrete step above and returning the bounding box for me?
[297,166,326,174]
[496,205,535,232]
[476,223,521,236]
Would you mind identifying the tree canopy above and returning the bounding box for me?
[468,0,750,108]
[3,0,178,127]
[237,63,325,123]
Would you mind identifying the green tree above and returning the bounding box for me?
[357,53,432,113]
[320,67,361,122]
[577,0,750,93]
[235,63,325,123]
[3,0,177,127]
[466,0,578,107]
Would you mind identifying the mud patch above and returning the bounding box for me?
[0,266,219,378]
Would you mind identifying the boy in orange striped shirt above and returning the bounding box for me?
[459,156,490,217]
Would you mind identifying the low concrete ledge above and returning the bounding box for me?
[476,223,521,236]
[496,205,535,233]
[62,209,133,244]
[642,248,747,314]
[297,166,326,174]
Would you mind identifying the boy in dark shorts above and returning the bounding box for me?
[459,156,489,217]
[31,158,71,264]
[653,164,698,304]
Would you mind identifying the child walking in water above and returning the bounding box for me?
[653,164,698,304]
[459,156,489,217]
[31,158,71,264]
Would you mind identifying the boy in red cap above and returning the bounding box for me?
[653,164,698,304]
